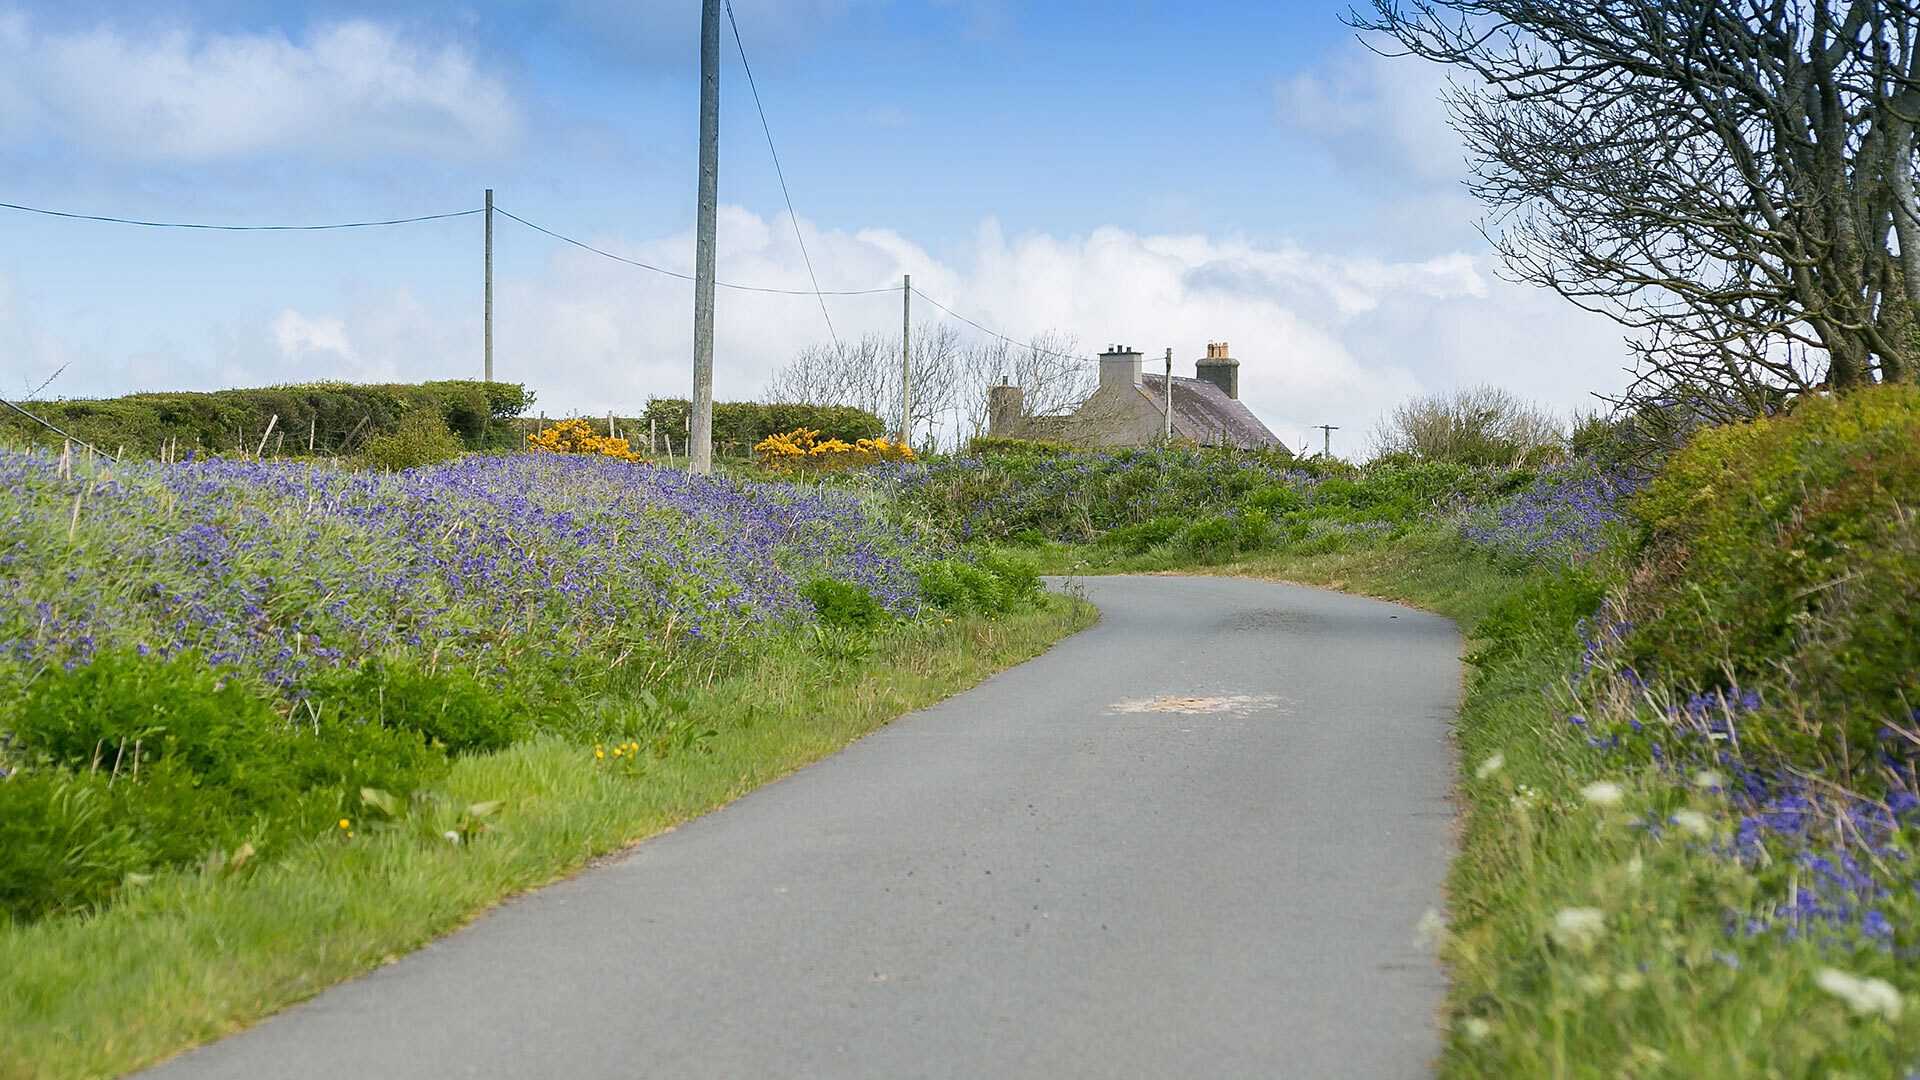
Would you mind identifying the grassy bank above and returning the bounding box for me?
[0,597,1092,1080]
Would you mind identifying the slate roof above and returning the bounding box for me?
[1138,375,1286,451]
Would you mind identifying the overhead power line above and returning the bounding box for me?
[0,200,482,231]
[1,396,106,456]
[909,286,1099,367]
[724,0,839,350]
[495,205,894,296]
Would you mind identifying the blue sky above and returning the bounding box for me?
[0,0,1631,454]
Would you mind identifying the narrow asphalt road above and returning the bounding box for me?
[148,575,1461,1080]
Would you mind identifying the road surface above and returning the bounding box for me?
[149,575,1461,1079]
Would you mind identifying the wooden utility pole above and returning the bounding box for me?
[690,0,721,474]
[1162,347,1173,441]
[484,188,494,382]
[899,274,911,445]
[1314,424,1339,459]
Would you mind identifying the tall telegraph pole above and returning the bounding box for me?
[483,188,494,383]
[899,274,911,446]
[1162,347,1173,441]
[690,0,721,475]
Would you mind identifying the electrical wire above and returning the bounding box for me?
[4,197,1102,370]
[0,396,107,456]
[909,286,1099,366]
[495,205,895,296]
[0,200,483,231]
[725,0,840,350]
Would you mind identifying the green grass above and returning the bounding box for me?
[1020,530,1920,1077]
[0,599,1094,1080]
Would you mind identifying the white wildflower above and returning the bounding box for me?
[1672,810,1713,838]
[1415,909,1448,950]
[1459,1017,1493,1044]
[1625,855,1644,882]
[1475,752,1506,780]
[1581,781,1626,808]
[1693,770,1725,791]
[1549,907,1608,952]
[443,830,462,846]
[1815,968,1903,1019]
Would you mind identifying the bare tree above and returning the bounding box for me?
[768,326,1096,449]
[1352,0,1920,408]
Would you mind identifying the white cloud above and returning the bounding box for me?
[0,15,519,161]
[21,208,1629,459]
[1276,44,1465,188]
[152,209,1623,458]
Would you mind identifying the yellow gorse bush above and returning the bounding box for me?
[754,427,914,473]
[527,418,648,463]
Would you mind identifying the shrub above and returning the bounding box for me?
[919,554,1042,615]
[1181,515,1239,560]
[527,418,646,462]
[1101,516,1186,554]
[1624,384,1920,772]
[640,400,886,451]
[802,578,888,630]
[1369,384,1566,468]
[964,436,1079,457]
[973,552,1042,609]
[918,560,1001,614]
[362,411,465,470]
[307,660,541,756]
[754,428,913,473]
[0,650,450,921]
[0,381,532,459]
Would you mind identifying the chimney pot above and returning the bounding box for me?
[1195,342,1240,399]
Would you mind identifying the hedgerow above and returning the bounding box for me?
[1,381,532,459]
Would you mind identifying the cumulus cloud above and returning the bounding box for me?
[134,209,1626,458]
[0,14,519,161]
[1275,44,1465,188]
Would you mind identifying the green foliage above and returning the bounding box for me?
[918,553,1042,615]
[1465,564,1605,672]
[904,446,1522,548]
[1626,384,1920,769]
[801,578,888,630]
[974,552,1042,608]
[308,660,546,756]
[363,410,464,471]
[0,650,451,922]
[964,436,1080,456]
[639,399,885,452]
[0,772,146,923]
[1100,516,1186,555]
[0,380,533,459]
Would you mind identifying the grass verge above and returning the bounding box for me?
[0,598,1095,1080]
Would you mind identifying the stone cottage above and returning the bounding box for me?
[987,343,1286,451]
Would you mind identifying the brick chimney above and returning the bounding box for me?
[1196,341,1239,400]
[987,377,1024,436]
[1099,344,1143,393]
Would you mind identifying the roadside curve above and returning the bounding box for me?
[147,575,1461,1080]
